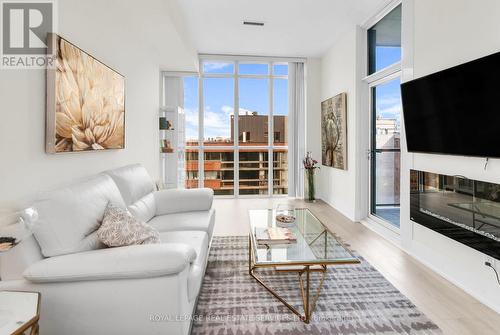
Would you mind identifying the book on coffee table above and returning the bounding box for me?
[255,227,297,245]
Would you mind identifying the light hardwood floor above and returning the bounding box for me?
[213,197,500,335]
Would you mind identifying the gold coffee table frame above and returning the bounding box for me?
[248,209,360,324]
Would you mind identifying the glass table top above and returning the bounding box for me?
[249,208,359,266]
[0,291,39,333]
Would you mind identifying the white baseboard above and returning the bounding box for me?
[359,217,401,247]
[361,218,500,314]
[405,245,500,314]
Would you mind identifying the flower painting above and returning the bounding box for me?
[46,34,125,153]
[321,93,347,170]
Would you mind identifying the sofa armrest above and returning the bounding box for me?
[23,243,196,283]
[154,188,214,215]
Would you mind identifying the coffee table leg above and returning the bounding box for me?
[249,261,327,324]
[299,266,327,323]
[248,234,252,275]
[29,322,39,335]
[305,267,310,321]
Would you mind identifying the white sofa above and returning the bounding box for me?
[0,164,215,335]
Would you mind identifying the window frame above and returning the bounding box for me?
[359,0,403,234]
[366,3,402,76]
[187,55,293,198]
[368,73,402,233]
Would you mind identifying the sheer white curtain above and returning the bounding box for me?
[288,62,306,198]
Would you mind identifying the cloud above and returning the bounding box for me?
[376,93,402,119]
[203,62,232,73]
[183,105,262,140]
[203,106,231,139]
[377,96,401,108]
[184,106,231,140]
[184,108,199,140]
[221,105,233,115]
[377,102,402,128]
[379,104,401,116]
[204,109,229,129]
[184,108,198,123]
[221,105,256,116]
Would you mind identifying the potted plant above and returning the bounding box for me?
[303,152,320,202]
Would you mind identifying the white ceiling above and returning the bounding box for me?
[174,0,388,58]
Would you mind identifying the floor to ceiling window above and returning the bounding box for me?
[366,3,402,228]
[184,59,289,197]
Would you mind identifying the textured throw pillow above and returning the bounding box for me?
[97,204,160,247]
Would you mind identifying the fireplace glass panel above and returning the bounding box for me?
[410,170,500,259]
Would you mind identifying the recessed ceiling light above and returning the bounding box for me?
[243,21,264,26]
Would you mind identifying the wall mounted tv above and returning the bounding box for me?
[401,51,500,158]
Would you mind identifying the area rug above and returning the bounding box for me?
[191,236,442,335]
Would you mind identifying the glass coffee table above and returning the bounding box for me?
[248,208,359,323]
[0,291,40,335]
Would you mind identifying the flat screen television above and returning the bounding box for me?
[401,51,500,158]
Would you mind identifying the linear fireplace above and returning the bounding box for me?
[410,170,500,260]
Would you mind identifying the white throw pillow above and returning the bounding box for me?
[97,204,160,247]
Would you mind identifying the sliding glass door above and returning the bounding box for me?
[366,3,402,228]
[370,76,402,227]
[183,59,290,197]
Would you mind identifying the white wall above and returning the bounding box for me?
[0,0,197,210]
[305,58,322,162]
[317,29,359,220]
[402,0,500,313]
[317,0,500,312]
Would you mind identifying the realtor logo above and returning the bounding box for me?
[1,0,56,69]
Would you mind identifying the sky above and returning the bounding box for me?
[183,63,288,141]
[374,46,403,129]
[183,49,402,142]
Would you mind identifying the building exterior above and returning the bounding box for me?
[375,117,400,205]
[185,114,288,195]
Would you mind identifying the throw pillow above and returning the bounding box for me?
[97,204,160,247]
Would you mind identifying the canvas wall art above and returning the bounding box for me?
[321,93,347,170]
[46,33,125,153]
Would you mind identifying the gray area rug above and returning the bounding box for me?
[192,236,442,335]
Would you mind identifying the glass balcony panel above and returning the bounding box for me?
[373,151,401,227]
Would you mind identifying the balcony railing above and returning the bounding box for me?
[185,178,288,191]
[186,160,287,171]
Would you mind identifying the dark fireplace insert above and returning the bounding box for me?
[410,170,500,260]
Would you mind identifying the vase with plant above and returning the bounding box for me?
[303,152,320,202]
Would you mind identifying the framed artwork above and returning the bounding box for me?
[46,33,125,153]
[321,92,347,170]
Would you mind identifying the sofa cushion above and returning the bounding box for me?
[154,188,214,215]
[128,193,156,223]
[32,174,126,257]
[104,164,155,206]
[149,209,215,240]
[159,231,208,301]
[23,243,197,283]
[97,204,160,247]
